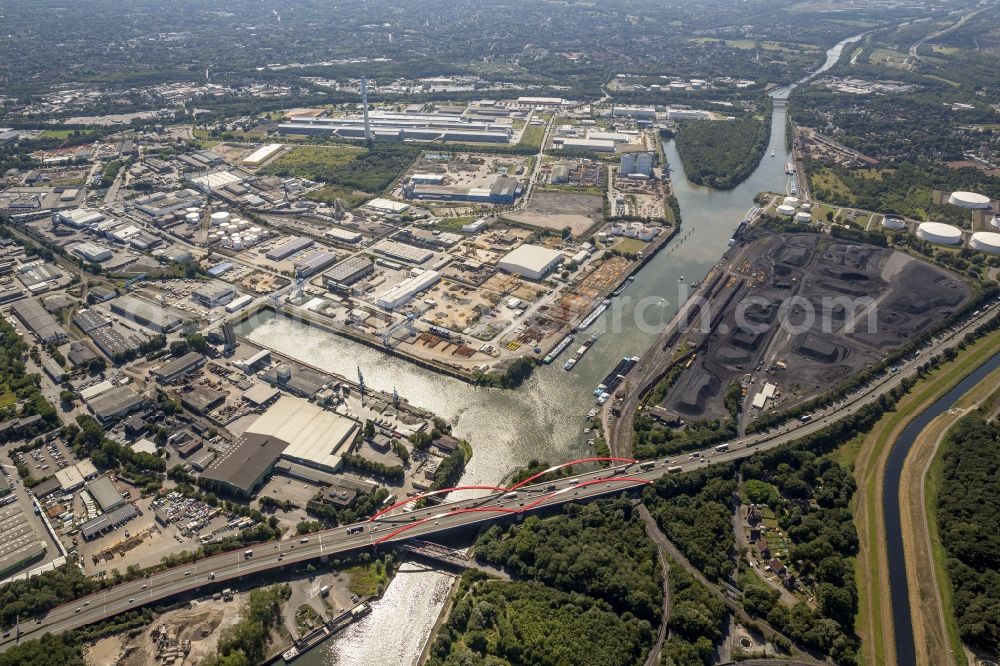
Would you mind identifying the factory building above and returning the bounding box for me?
[86,476,125,513]
[498,244,564,281]
[556,138,617,153]
[323,256,375,294]
[152,351,205,384]
[72,242,113,263]
[293,251,338,278]
[402,174,522,204]
[376,270,441,310]
[613,106,657,119]
[225,294,254,313]
[200,396,358,497]
[86,385,146,423]
[0,505,46,578]
[242,144,283,167]
[278,112,514,144]
[324,227,363,244]
[266,236,315,261]
[191,282,237,308]
[54,208,104,228]
[110,295,184,333]
[365,198,411,215]
[9,298,67,344]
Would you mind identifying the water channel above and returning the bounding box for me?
[246,33,867,666]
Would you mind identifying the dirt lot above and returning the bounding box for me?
[506,191,604,236]
[660,231,971,422]
[86,595,246,666]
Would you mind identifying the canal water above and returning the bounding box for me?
[883,350,1000,666]
[246,33,865,666]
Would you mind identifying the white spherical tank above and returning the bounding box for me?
[947,191,991,209]
[794,212,812,223]
[969,232,1000,254]
[783,197,800,208]
[776,204,796,217]
[881,216,906,230]
[916,222,962,245]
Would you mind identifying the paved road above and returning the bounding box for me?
[4,303,997,650]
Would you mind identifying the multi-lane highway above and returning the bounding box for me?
[3,302,998,651]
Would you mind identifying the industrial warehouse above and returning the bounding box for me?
[199,396,359,497]
[278,110,515,144]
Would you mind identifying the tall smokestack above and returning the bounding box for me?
[361,76,372,143]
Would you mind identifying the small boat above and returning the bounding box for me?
[564,358,577,371]
[771,149,776,157]
[283,647,301,662]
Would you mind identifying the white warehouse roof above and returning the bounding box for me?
[499,244,564,280]
[248,396,359,473]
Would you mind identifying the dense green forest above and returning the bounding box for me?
[475,499,663,622]
[936,415,1000,654]
[643,470,737,582]
[428,576,653,666]
[429,498,662,665]
[663,563,728,666]
[0,318,58,440]
[673,113,770,190]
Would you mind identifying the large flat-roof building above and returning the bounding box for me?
[86,476,125,512]
[498,244,564,281]
[322,256,374,294]
[266,236,315,261]
[199,396,359,498]
[0,505,46,578]
[253,396,359,473]
[292,251,338,278]
[9,298,67,344]
[86,385,146,423]
[152,351,205,384]
[376,270,441,310]
[191,282,236,308]
[110,295,184,333]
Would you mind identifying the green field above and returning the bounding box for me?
[517,124,545,150]
[38,129,95,140]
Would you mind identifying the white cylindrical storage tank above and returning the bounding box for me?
[947,191,991,209]
[186,207,200,214]
[776,204,796,217]
[783,196,800,208]
[991,214,1000,229]
[794,212,812,223]
[237,221,249,231]
[210,211,230,226]
[917,222,962,245]
[232,241,243,250]
[250,226,262,234]
[881,216,906,230]
[185,212,199,223]
[800,203,812,212]
[969,232,1000,254]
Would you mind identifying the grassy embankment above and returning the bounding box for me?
[852,327,1000,666]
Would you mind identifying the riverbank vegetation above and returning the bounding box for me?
[936,415,1000,655]
[475,499,663,622]
[202,584,291,666]
[674,112,770,190]
[429,499,660,665]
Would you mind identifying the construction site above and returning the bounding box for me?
[656,231,971,424]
